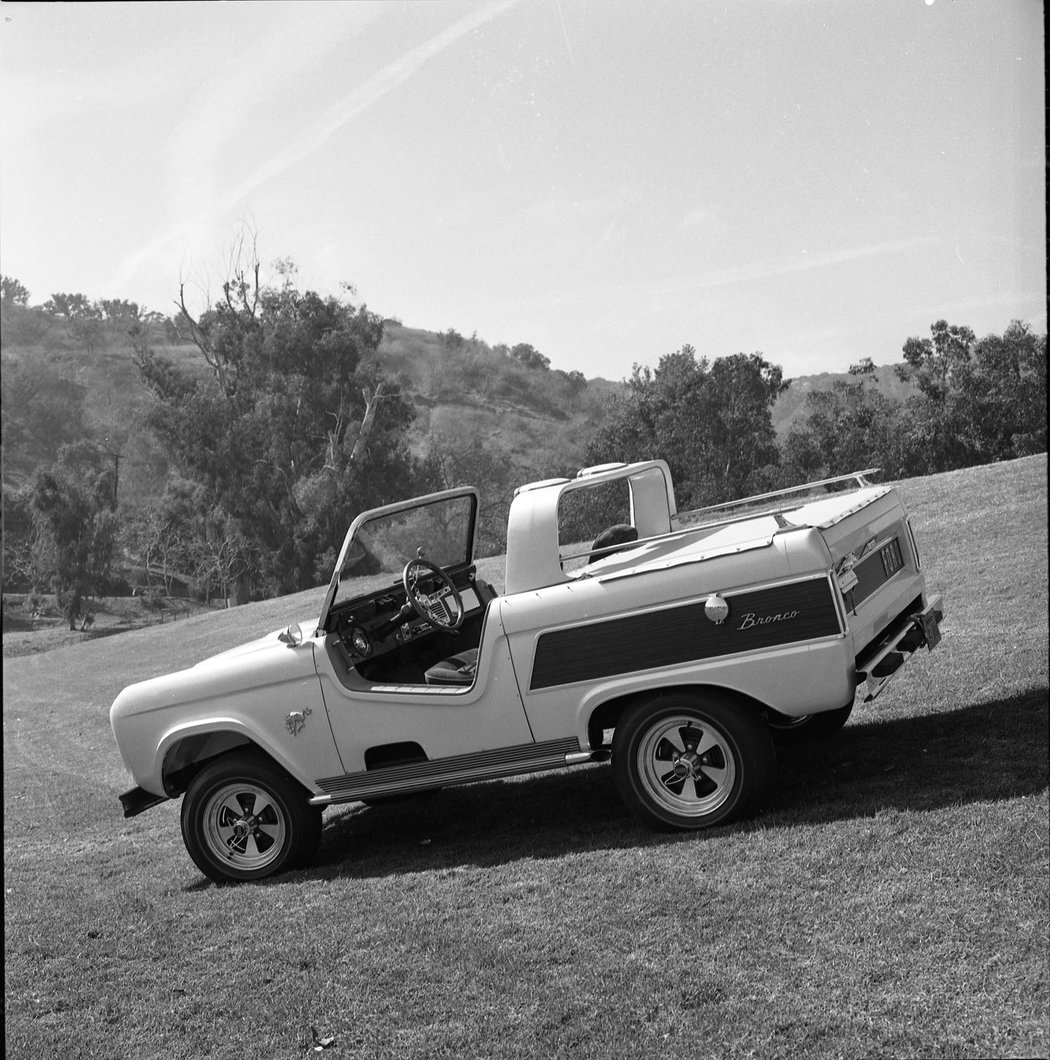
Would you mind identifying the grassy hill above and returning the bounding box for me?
[3,455,1047,1058]
[1,308,912,503]
[375,321,623,473]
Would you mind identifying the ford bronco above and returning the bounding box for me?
[111,461,944,882]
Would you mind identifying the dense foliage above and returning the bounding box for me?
[584,347,788,509]
[2,262,1044,608]
[783,320,1047,481]
[132,265,418,599]
[5,443,120,627]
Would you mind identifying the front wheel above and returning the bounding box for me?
[181,753,323,883]
[612,693,775,831]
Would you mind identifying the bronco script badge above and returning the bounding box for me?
[285,707,312,736]
[736,609,801,630]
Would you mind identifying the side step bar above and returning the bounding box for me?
[856,594,944,702]
[311,737,586,806]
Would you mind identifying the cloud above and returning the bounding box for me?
[111,1,521,295]
[224,0,520,207]
[681,206,723,231]
[164,4,389,230]
[506,237,940,312]
[656,238,939,295]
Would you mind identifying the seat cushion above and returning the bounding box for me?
[424,648,479,686]
[588,523,638,563]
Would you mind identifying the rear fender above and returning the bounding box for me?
[585,683,772,751]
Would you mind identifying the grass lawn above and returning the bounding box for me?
[2,594,218,659]
[4,455,1047,1059]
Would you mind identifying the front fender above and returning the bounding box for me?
[111,638,343,798]
[154,715,335,797]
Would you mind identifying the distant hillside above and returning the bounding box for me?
[1,313,620,503]
[374,322,622,473]
[1,305,914,503]
[772,363,917,437]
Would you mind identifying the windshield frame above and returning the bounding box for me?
[316,486,479,633]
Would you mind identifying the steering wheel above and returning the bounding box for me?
[402,559,464,631]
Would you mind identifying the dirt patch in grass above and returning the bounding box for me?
[1,594,219,659]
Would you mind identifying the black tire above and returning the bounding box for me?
[765,701,854,744]
[612,692,775,831]
[180,752,323,883]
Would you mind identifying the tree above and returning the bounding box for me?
[193,511,252,606]
[0,276,51,343]
[896,319,1046,472]
[28,443,118,627]
[99,298,141,324]
[1,358,91,472]
[418,432,516,557]
[43,292,96,322]
[584,347,787,508]
[1,275,30,309]
[2,484,39,590]
[134,242,416,597]
[443,328,465,351]
[703,354,788,498]
[781,377,905,482]
[559,369,587,397]
[969,320,1046,458]
[849,357,876,377]
[121,480,204,595]
[510,343,550,372]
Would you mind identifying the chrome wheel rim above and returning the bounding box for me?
[637,714,736,818]
[202,782,287,872]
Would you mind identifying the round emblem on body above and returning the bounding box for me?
[704,593,729,624]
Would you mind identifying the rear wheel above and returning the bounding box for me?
[181,753,322,883]
[612,692,775,831]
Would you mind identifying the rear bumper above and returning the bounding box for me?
[856,593,945,702]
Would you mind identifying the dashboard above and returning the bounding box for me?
[329,569,484,668]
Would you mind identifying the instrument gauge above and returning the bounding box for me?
[350,627,372,657]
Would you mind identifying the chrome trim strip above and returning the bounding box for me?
[367,684,473,696]
[535,571,847,642]
[906,518,922,571]
[676,469,883,525]
[828,571,852,635]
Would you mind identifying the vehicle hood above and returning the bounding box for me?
[195,618,318,668]
[111,619,320,722]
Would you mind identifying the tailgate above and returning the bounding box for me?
[784,487,930,660]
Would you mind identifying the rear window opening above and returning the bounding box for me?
[557,478,634,574]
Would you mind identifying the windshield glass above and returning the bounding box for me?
[331,492,477,608]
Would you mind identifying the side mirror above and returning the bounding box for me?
[278,622,303,646]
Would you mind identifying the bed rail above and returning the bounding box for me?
[674,469,883,531]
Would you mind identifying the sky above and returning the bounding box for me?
[0,0,1044,381]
